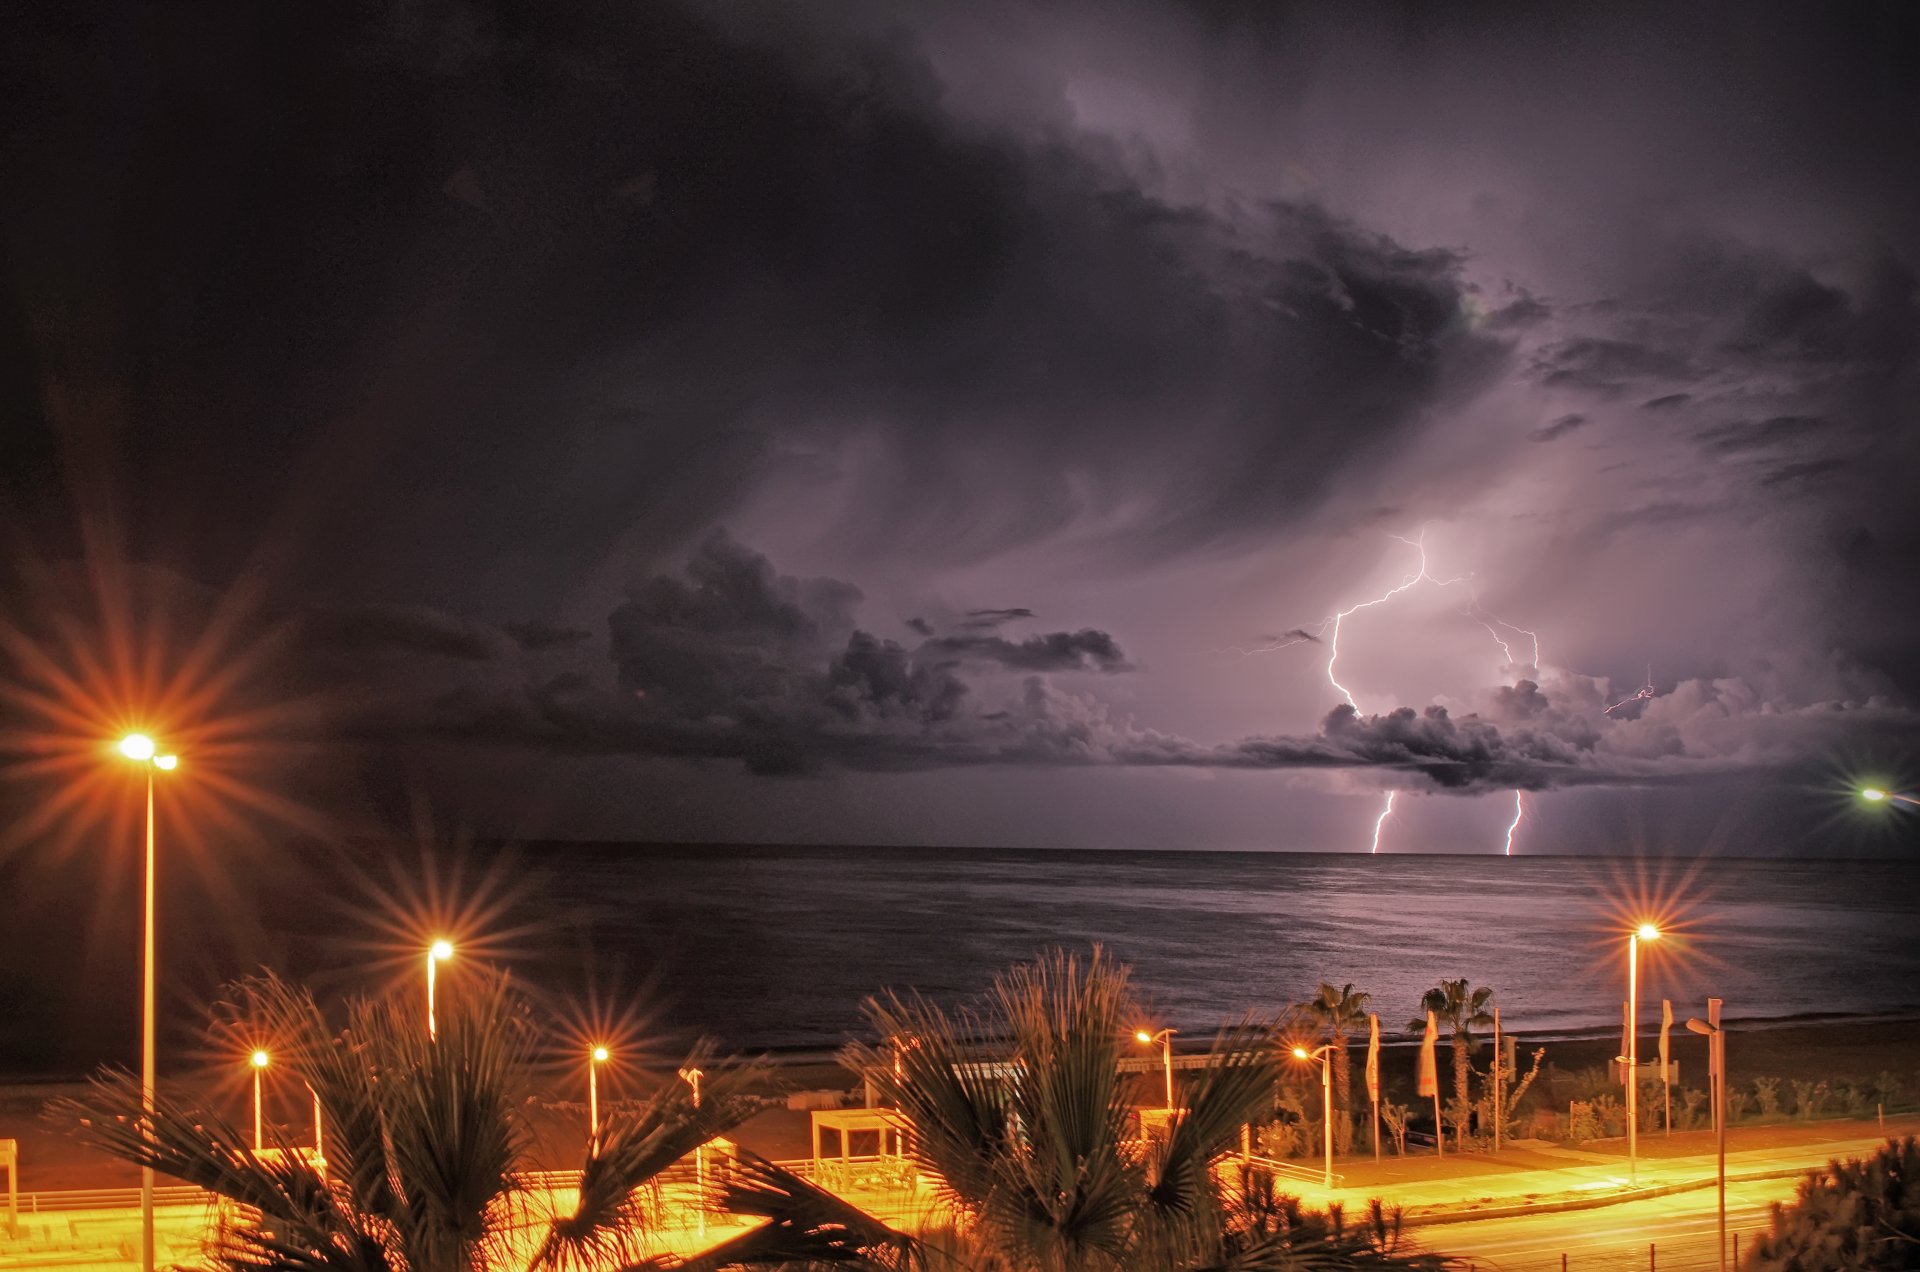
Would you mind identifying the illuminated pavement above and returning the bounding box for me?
[4,1120,1913,1269]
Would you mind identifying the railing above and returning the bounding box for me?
[11,1184,212,1214]
[1235,1155,1345,1188]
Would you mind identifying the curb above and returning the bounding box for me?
[1395,1166,1808,1228]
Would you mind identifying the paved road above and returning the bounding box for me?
[1422,1177,1792,1271]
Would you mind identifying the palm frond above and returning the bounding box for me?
[664,1153,914,1272]
[356,969,534,1272]
[49,1068,389,1269]
[533,1044,774,1272]
[1148,1020,1281,1221]
[851,990,1011,1212]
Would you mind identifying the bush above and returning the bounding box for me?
[1745,1136,1920,1271]
[1754,1076,1783,1119]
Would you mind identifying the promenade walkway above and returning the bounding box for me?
[3,1115,1913,1269]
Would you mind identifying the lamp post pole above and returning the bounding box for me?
[141,763,156,1268]
[1292,1045,1336,1189]
[1136,1028,1177,1110]
[680,1067,705,1237]
[426,940,452,1039]
[1688,1000,1727,1272]
[589,1046,609,1148]
[250,1052,269,1151]
[117,735,175,1272]
[1627,923,1659,1184]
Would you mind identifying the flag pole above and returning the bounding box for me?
[1366,1013,1381,1164]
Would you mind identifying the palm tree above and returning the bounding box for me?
[1409,979,1495,1152]
[705,947,1452,1272]
[1303,982,1371,1154]
[52,967,766,1271]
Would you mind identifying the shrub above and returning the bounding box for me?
[1754,1076,1783,1119]
[1745,1136,1920,1271]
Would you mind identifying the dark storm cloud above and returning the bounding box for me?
[920,630,1132,673]
[322,541,1920,793]
[504,620,593,651]
[305,604,508,662]
[1,0,1512,597]
[1527,339,1694,395]
[959,609,1036,630]
[1528,413,1589,443]
[1693,415,1829,455]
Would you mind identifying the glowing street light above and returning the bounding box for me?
[1291,1044,1336,1188]
[116,732,178,1272]
[1860,786,1920,807]
[1135,1028,1177,1110]
[426,939,453,1040]
[1625,922,1660,1183]
[250,1051,270,1151]
[588,1045,610,1146]
[1686,999,1728,1272]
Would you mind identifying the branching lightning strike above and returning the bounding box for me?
[1263,530,1547,855]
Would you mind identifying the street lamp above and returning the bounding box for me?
[588,1045,610,1147]
[1860,786,1920,807]
[1292,1045,1336,1188]
[426,939,453,1040]
[116,732,177,1272]
[250,1051,270,1151]
[1626,922,1659,1183]
[1686,1000,1727,1272]
[1136,1028,1177,1110]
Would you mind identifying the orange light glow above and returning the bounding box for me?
[154,754,178,771]
[592,1045,610,1063]
[1636,923,1660,942]
[1135,1030,1153,1044]
[118,733,157,761]
[430,939,454,962]
[1291,1047,1310,1060]
[250,1049,269,1068]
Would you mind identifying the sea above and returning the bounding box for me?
[428,844,1920,1053]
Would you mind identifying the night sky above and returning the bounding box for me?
[6,0,1920,862]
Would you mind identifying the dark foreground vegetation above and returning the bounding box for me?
[53,948,1454,1272]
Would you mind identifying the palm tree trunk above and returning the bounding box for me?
[1330,1026,1352,1153]
[1450,1036,1469,1151]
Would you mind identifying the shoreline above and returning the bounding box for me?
[6,1007,1919,1085]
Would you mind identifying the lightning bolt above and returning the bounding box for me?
[1326,532,1471,707]
[1503,790,1525,856]
[1268,530,1548,856]
[1604,663,1657,717]
[1370,790,1397,855]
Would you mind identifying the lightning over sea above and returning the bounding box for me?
[1235,530,1563,855]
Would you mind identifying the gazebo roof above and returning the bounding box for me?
[810,1107,910,1132]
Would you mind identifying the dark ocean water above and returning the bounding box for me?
[486,845,1920,1051]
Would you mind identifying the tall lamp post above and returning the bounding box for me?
[588,1045,609,1148]
[1687,1000,1727,1272]
[1135,1028,1177,1110]
[250,1051,270,1151]
[1292,1045,1336,1188]
[1626,922,1659,1183]
[116,733,177,1272]
[426,939,453,1040]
